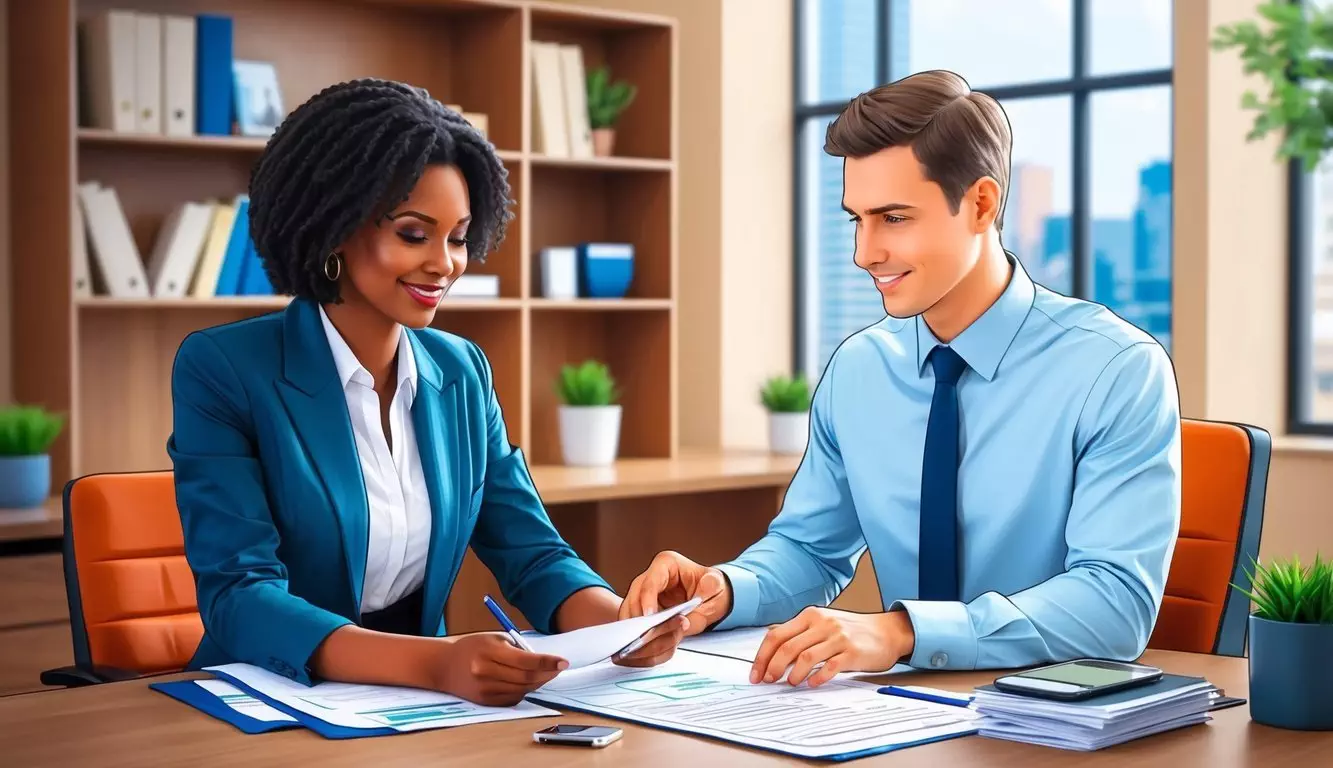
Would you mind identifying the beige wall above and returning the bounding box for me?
[0,0,12,404]
[549,0,792,450]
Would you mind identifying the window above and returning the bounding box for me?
[793,0,1174,380]
[1288,1,1333,434]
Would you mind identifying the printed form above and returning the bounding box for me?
[206,663,559,733]
[527,650,978,759]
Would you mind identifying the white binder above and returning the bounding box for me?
[77,182,150,299]
[162,16,196,137]
[147,202,213,297]
[82,10,138,132]
[558,45,594,158]
[134,13,163,134]
[531,42,569,156]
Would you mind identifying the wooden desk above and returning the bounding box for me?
[3,650,1328,766]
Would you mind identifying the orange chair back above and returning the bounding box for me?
[61,471,202,675]
[1148,419,1269,656]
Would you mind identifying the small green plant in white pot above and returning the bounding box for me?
[760,374,811,455]
[1238,554,1333,731]
[556,360,622,466]
[0,405,65,509]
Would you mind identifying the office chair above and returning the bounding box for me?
[1147,418,1270,657]
[40,471,202,687]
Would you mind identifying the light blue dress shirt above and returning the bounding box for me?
[716,255,1182,671]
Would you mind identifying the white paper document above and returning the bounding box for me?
[527,650,978,759]
[206,663,559,733]
[194,679,297,723]
[524,597,702,669]
[678,626,772,662]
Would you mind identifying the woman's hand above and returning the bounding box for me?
[432,633,570,707]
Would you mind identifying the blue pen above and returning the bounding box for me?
[878,685,973,708]
[483,595,536,653]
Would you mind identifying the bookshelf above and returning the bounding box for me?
[6,0,679,493]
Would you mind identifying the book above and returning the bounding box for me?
[970,673,1220,752]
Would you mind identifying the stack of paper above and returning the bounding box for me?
[970,673,1218,751]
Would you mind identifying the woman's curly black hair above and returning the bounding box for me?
[248,78,513,304]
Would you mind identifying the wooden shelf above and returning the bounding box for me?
[77,127,268,151]
[77,296,292,309]
[528,154,672,171]
[7,0,677,487]
[529,298,671,310]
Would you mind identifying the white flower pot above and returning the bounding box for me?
[768,411,809,455]
[558,405,623,466]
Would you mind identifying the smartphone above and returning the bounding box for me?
[993,659,1163,701]
[533,724,624,748]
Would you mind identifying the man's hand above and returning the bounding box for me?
[750,608,915,688]
[620,551,732,636]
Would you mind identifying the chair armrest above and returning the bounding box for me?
[40,664,140,688]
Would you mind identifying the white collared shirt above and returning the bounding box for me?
[319,306,433,614]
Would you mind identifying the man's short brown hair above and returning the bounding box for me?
[825,70,1012,229]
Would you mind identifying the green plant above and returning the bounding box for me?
[759,374,811,413]
[586,65,637,129]
[0,405,65,457]
[1236,553,1333,624]
[556,360,620,406]
[1212,1,1333,171]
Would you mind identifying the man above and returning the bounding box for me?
[619,70,1182,687]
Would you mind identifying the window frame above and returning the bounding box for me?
[1287,146,1330,435]
[1285,0,1333,435]
[791,0,1174,379]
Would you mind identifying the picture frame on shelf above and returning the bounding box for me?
[233,60,284,138]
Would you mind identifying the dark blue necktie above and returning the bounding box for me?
[919,345,967,601]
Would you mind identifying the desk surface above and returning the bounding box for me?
[0,450,801,544]
[2,650,1328,767]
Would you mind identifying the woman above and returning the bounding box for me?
[167,79,684,706]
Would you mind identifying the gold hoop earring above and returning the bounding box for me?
[324,252,342,281]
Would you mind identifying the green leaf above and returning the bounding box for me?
[585,64,638,129]
[555,360,620,406]
[0,405,65,456]
[759,374,812,413]
[1234,553,1333,624]
[1213,1,1333,167]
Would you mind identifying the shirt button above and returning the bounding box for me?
[931,652,949,668]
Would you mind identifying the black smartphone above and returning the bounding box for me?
[533,724,624,748]
[992,659,1163,701]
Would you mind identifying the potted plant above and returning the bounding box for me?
[760,373,811,455]
[1237,554,1333,730]
[585,64,637,158]
[555,360,622,466]
[0,405,65,509]
[1212,1,1333,171]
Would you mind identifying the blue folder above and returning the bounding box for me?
[150,679,302,735]
[198,668,402,739]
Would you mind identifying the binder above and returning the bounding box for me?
[195,15,234,136]
[558,45,593,158]
[162,16,196,137]
[134,13,163,133]
[146,201,212,297]
[81,10,138,132]
[530,42,569,156]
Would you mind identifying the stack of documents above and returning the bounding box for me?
[970,673,1218,751]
